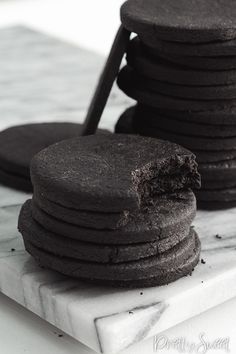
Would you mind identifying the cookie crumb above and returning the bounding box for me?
[201,259,206,264]
[215,234,222,239]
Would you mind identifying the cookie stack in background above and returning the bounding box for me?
[116,0,236,210]
[18,135,201,288]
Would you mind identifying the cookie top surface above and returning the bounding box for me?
[31,134,200,212]
[0,123,90,177]
[121,0,236,43]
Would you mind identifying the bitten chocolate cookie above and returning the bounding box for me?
[31,134,200,213]
[19,199,194,263]
[0,122,108,192]
[121,0,236,43]
[127,38,236,86]
[22,227,200,287]
[31,191,196,244]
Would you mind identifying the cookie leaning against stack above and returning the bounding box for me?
[18,134,201,288]
[0,123,107,192]
[116,0,236,210]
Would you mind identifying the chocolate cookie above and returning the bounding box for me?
[134,125,236,151]
[32,190,196,244]
[121,0,236,43]
[194,150,236,163]
[196,188,236,210]
[134,110,236,137]
[19,199,193,263]
[197,200,236,210]
[140,36,236,57]
[117,67,236,112]
[199,159,236,182]
[127,38,236,86]
[201,179,236,190]
[33,189,129,230]
[115,108,236,163]
[31,134,200,213]
[114,106,135,134]
[22,228,200,287]
[0,168,32,192]
[115,106,137,134]
[137,105,236,126]
[0,122,108,191]
[152,50,236,71]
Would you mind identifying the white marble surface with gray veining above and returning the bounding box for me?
[0,26,236,354]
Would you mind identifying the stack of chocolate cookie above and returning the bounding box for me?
[116,0,236,209]
[18,134,201,288]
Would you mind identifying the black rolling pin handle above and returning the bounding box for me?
[81,25,131,135]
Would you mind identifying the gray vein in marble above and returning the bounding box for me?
[94,301,167,353]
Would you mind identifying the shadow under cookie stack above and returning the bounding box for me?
[116,0,236,210]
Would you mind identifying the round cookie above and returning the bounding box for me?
[201,179,236,190]
[134,109,236,137]
[197,200,236,210]
[0,122,108,192]
[33,189,129,230]
[114,106,135,134]
[19,199,192,263]
[137,105,236,126]
[196,188,236,210]
[195,150,236,163]
[32,190,196,244]
[127,38,236,86]
[117,67,236,112]
[120,65,236,101]
[22,228,200,287]
[0,123,87,178]
[0,168,32,192]
[133,124,236,151]
[31,134,200,213]
[198,159,236,182]
[115,108,236,162]
[151,50,236,71]
[121,0,236,43]
[140,36,236,57]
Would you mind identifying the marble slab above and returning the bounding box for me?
[1,186,236,354]
[0,26,236,354]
